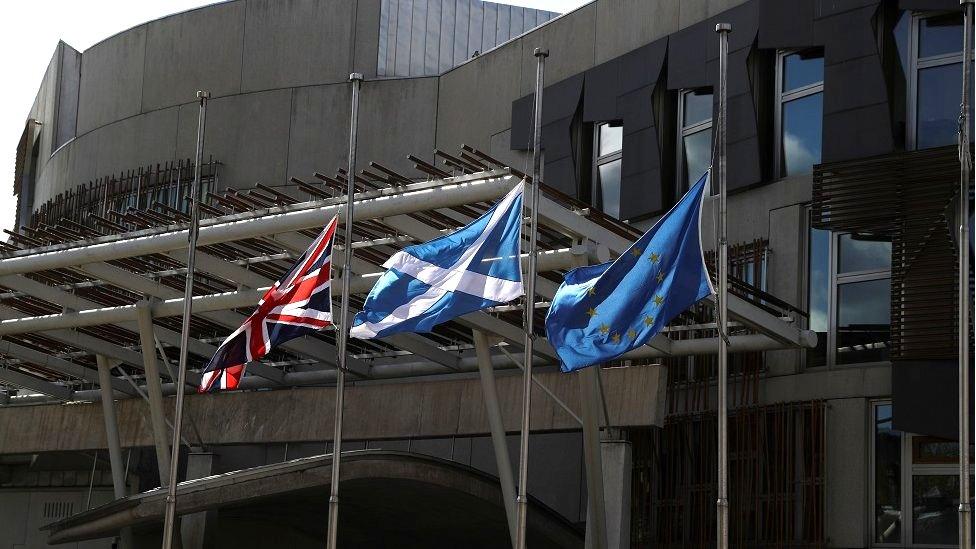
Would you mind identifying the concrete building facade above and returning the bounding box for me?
[4,0,972,547]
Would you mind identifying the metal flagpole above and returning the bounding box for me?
[326,72,363,549]
[515,46,547,549]
[161,89,209,549]
[959,2,973,547]
[714,23,731,549]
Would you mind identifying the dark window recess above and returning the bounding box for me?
[836,278,891,365]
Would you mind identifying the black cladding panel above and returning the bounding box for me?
[893,360,974,441]
[759,0,816,48]
[899,0,965,10]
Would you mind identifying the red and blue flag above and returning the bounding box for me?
[199,215,338,392]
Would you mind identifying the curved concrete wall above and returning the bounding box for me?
[25,0,749,216]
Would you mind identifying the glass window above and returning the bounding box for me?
[597,159,622,218]
[911,475,959,545]
[807,225,830,368]
[875,404,902,544]
[594,122,623,218]
[598,123,623,157]
[677,89,713,195]
[838,234,891,273]
[909,12,974,149]
[837,278,891,364]
[777,48,824,177]
[918,13,964,59]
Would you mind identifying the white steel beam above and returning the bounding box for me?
[0,367,73,400]
[0,339,136,396]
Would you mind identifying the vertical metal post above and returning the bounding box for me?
[715,22,731,549]
[515,47,547,549]
[135,301,173,483]
[959,2,973,547]
[473,330,518,546]
[327,72,363,549]
[162,90,209,549]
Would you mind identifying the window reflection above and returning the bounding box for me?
[597,159,622,219]
[781,93,823,176]
[682,90,713,126]
[837,278,890,364]
[912,475,959,545]
[875,404,902,544]
[783,49,825,92]
[917,62,965,149]
[807,225,829,368]
[598,123,623,156]
[838,234,891,273]
[918,13,963,59]
[682,128,712,190]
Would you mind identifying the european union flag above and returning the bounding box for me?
[545,172,714,371]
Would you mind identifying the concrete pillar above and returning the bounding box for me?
[580,367,607,549]
[601,438,632,549]
[180,450,217,549]
[95,355,134,549]
[473,330,518,547]
[135,301,172,483]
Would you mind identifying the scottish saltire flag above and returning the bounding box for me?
[199,215,338,392]
[350,182,524,339]
[545,172,714,372]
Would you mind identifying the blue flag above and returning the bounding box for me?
[545,172,714,371]
[350,183,524,339]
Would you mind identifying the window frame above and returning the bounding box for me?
[906,11,968,150]
[774,48,825,178]
[591,122,623,218]
[869,400,967,548]
[804,214,892,370]
[675,88,713,198]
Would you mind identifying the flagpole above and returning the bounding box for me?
[958,2,973,547]
[515,46,547,549]
[161,89,209,549]
[326,72,362,549]
[714,22,731,549]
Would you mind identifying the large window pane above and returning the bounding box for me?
[838,234,891,273]
[682,128,712,190]
[683,90,713,127]
[781,93,823,176]
[912,475,959,545]
[783,49,824,92]
[918,13,963,59]
[808,226,829,368]
[875,404,902,544]
[597,159,622,218]
[598,123,622,156]
[917,62,964,149]
[837,278,890,364]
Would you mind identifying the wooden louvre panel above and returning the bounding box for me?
[812,145,963,361]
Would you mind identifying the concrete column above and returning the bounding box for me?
[180,450,217,549]
[95,354,134,549]
[601,438,632,549]
[135,300,172,483]
[473,330,517,547]
[580,367,607,549]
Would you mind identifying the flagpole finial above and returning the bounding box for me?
[715,22,732,33]
[196,90,211,100]
[534,47,549,58]
[349,72,364,82]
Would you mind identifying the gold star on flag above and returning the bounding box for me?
[656,270,665,283]
[587,286,597,296]
[631,247,643,257]
[627,328,637,340]
[611,333,621,343]
[599,323,610,334]
[653,294,664,306]
[586,307,598,318]
[643,315,655,326]
[649,252,660,264]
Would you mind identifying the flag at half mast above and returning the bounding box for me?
[350,182,524,339]
[545,171,714,372]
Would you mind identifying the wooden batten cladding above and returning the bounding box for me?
[812,145,968,361]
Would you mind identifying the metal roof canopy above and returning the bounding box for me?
[0,149,815,405]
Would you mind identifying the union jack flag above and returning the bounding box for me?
[199,215,338,392]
